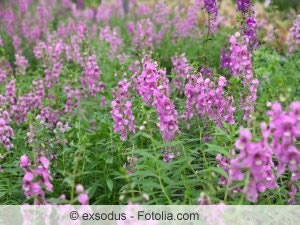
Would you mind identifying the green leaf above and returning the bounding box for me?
[204,143,230,157]
[153,140,183,150]
[209,167,228,179]
[106,178,113,192]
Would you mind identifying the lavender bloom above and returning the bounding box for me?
[173,6,199,39]
[204,0,218,16]
[171,53,193,94]
[20,155,53,204]
[161,147,180,163]
[77,22,87,40]
[20,155,30,168]
[111,79,135,141]
[136,57,178,141]
[185,73,235,126]
[132,19,155,51]
[40,107,60,126]
[286,15,300,54]
[0,110,14,150]
[5,80,16,104]
[153,0,170,26]
[135,57,169,106]
[0,67,7,85]
[15,53,29,75]
[81,54,104,96]
[267,102,300,179]
[236,0,251,13]
[11,80,44,124]
[200,67,213,78]
[100,96,107,106]
[223,102,300,203]
[221,32,258,121]
[203,0,218,36]
[288,184,298,204]
[100,26,123,59]
[13,35,21,51]
[34,38,64,89]
[154,90,179,141]
[78,193,89,205]
[64,86,80,113]
[96,1,114,24]
[243,17,258,49]
[75,184,89,205]
[229,126,277,202]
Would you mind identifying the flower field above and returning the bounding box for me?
[0,0,299,206]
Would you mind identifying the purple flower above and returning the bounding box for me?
[40,156,50,169]
[136,57,169,105]
[171,53,193,94]
[221,32,258,121]
[154,91,179,141]
[204,0,218,16]
[229,127,277,202]
[131,19,155,51]
[20,155,30,168]
[136,57,178,141]
[200,67,213,78]
[235,128,251,150]
[111,79,135,141]
[204,0,218,34]
[81,54,104,96]
[173,6,199,38]
[0,110,14,150]
[286,15,300,54]
[64,86,80,113]
[100,96,107,106]
[225,102,300,203]
[20,155,53,204]
[77,22,86,40]
[288,184,298,204]
[100,26,123,60]
[243,17,258,49]
[78,193,89,205]
[290,102,300,120]
[161,147,180,163]
[76,184,84,194]
[185,73,235,126]
[5,80,16,104]
[236,0,251,13]
[15,53,28,75]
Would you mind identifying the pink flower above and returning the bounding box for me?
[171,53,193,94]
[20,155,53,204]
[111,79,135,141]
[76,184,84,194]
[136,57,179,141]
[100,26,123,59]
[286,15,300,54]
[78,193,89,205]
[77,22,87,40]
[131,19,155,51]
[40,156,50,169]
[20,155,30,168]
[15,53,28,75]
[185,73,235,126]
[81,54,104,96]
[0,110,14,150]
[221,32,258,121]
